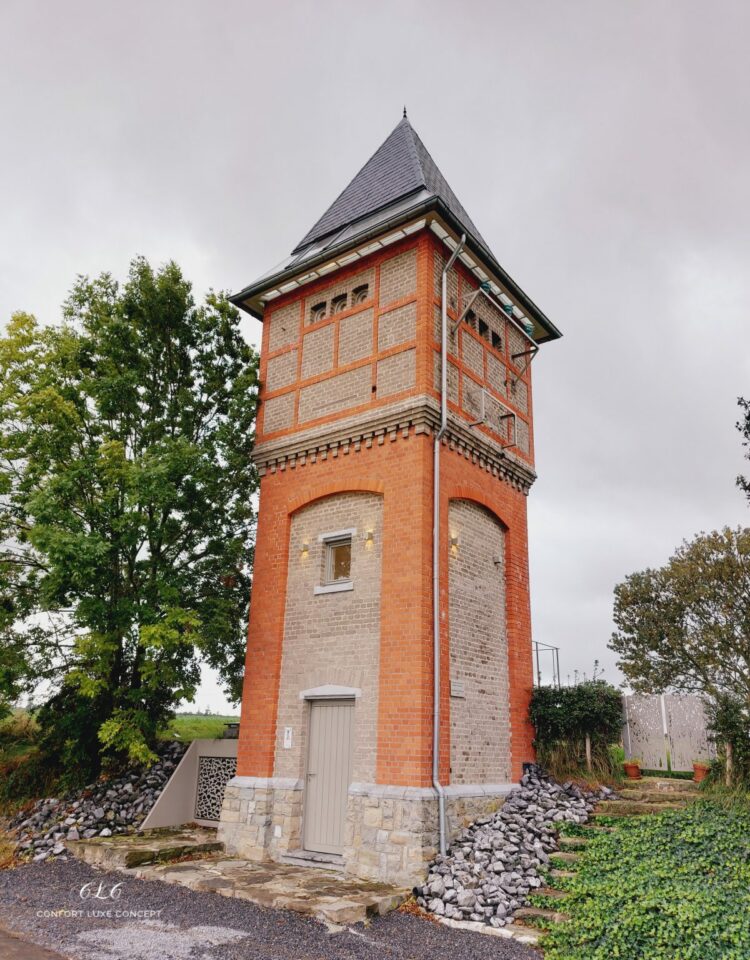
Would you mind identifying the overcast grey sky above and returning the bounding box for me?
[2,0,749,708]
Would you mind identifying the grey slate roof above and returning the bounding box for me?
[293,117,490,255]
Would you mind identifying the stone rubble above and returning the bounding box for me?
[8,741,186,862]
[416,765,615,928]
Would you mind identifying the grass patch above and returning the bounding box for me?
[542,801,750,959]
[0,710,38,764]
[159,713,239,742]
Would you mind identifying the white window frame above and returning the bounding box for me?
[313,528,356,595]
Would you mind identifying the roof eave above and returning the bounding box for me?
[432,199,562,343]
[229,195,441,317]
[231,198,561,343]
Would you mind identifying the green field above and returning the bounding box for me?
[161,713,240,741]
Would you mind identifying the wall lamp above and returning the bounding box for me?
[450,534,459,552]
[301,541,309,556]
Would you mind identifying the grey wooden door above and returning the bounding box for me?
[303,699,354,855]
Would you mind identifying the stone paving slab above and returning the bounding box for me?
[67,827,222,870]
[437,916,543,945]
[127,855,408,925]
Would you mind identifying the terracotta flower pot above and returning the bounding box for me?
[693,762,710,783]
[623,761,642,780]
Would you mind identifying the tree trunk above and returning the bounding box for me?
[585,733,592,773]
[726,740,733,787]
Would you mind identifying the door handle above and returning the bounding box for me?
[307,772,316,778]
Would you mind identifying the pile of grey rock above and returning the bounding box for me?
[9,741,186,862]
[416,765,614,928]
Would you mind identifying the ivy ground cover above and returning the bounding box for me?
[541,801,750,959]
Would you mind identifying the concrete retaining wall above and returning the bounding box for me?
[142,738,238,829]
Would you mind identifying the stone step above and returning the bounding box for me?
[537,887,569,900]
[558,836,588,849]
[132,856,407,926]
[515,905,570,924]
[67,828,223,870]
[502,922,545,944]
[549,851,579,864]
[595,800,685,817]
[640,777,702,793]
[280,850,344,874]
[549,868,577,879]
[439,917,544,946]
[619,788,700,803]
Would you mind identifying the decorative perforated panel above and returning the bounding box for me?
[194,756,237,821]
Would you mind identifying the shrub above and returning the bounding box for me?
[530,680,623,745]
[706,693,750,789]
[530,680,623,780]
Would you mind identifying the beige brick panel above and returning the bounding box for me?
[432,305,458,353]
[301,324,334,380]
[487,353,507,396]
[262,392,295,434]
[267,301,300,353]
[432,353,459,404]
[338,309,374,366]
[304,268,375,325]
[476,297,506,346]
[274,493,383,783]
[376,348,416,398]
[298,366,372,422]
[379,249,417,308]
[484,392,513,445]
[515,417,530,454]
[266,349,298,392]
[461,330,484,379]
[509,376,528,414]
[462,375,484,422]
[378,302,416,351]
[432,250,458,311]
[448,499,510,783]
[508,323,526,361]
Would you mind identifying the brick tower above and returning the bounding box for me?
[218,116,561,885]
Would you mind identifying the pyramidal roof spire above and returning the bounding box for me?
[293,116,488,255]
[231,116,560,342]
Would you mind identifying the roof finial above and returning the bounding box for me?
[403,105,407,119]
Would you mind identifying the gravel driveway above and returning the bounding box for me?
[0,860,539,960]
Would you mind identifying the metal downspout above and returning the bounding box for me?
[433,234,465,856]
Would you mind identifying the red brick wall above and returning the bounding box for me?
[236,434,535,785]
[237,226,536,786]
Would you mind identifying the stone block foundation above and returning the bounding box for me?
[219,776,513,887]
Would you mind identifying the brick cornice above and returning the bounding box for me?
[253,396,537,494]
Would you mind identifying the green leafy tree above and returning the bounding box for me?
[0,258,258,775]
[610,527,750,706]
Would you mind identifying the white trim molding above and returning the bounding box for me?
[314,580,353,595]
[300,684,361,700]
[318,527,357,543]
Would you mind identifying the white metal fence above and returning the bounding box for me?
[622,694,715,772]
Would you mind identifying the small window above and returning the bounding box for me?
[352,284,369,305]
[331,294,348,314]
[310,302,326,324]
[465,309,477,330]
[478,319,490,342]
[325,537,351,583]
[491,331,503,352]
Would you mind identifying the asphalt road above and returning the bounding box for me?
[0,860,540,960]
